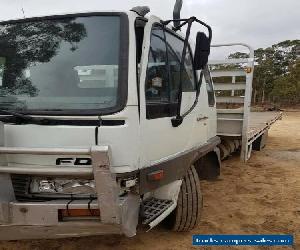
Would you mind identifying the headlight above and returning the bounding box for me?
[30,178,96,196]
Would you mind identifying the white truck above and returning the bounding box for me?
[0,1,281,240]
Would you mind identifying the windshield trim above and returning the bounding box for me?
[0,12,129,116]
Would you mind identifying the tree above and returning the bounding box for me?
[228,39,300,105]
[271,62,300,105]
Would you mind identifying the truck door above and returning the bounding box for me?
[138,16,198,167]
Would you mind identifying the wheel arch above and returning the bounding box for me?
[193,147,221,180]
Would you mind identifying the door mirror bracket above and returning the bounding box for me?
[171,71,204,127]
[162,17,212,127]
[171,115,183,127]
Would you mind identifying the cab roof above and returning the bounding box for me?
[0,9,137,23]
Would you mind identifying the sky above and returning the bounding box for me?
[1,0,299,58]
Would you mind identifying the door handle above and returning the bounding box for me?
[196,116,208,122]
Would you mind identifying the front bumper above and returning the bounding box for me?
[0,201,122,240]
[0,146,139,240]
[0,223,121,241]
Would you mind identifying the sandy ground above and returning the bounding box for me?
[0,111,299,250]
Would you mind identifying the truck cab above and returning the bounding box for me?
[0,8,221,239]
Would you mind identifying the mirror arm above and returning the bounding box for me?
[181,71,203,119]
[171,17,195,128]
[162,17,212,42]
[162,16,212,127]
[171,71,203,127]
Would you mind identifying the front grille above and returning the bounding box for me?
[11,174,31,201]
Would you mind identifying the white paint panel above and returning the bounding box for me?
[188,79,209,148]
[214,83,246,91]
[3,106,140,173]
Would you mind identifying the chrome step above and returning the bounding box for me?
[142,198,174,225]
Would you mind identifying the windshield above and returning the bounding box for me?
[0,14,128,115]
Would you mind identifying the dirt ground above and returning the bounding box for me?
[0,111,299,250]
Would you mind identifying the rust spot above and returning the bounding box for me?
[19,207,28,213]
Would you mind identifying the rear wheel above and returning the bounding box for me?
[165,165,203,231]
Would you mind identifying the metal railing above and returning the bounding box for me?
[209,43,255,162]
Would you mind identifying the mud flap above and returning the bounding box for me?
[253,131,268,151]
[120,193,140,237]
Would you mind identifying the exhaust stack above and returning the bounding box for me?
[173,0,183,28]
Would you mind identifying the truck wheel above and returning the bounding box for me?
[165,165,203,231]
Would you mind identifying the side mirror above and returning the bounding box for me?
[194,32,211,70]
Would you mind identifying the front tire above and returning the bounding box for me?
[165,165,203,231]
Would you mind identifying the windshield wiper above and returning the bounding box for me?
[0,109,50,125]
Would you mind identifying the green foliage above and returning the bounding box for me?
[271,62,300,104]
[229,39,300,105]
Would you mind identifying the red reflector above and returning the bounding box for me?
[58,209,100,218]
[147,170,164,181]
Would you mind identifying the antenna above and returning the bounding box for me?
[173,0,183,28]
[18,0,26,18]
[21,7,25,18]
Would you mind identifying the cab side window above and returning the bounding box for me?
[146,27,168,103]
[145,25,196,119]
[146,26,174,119]
[165,32,196,95]
[204,66,215,106]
